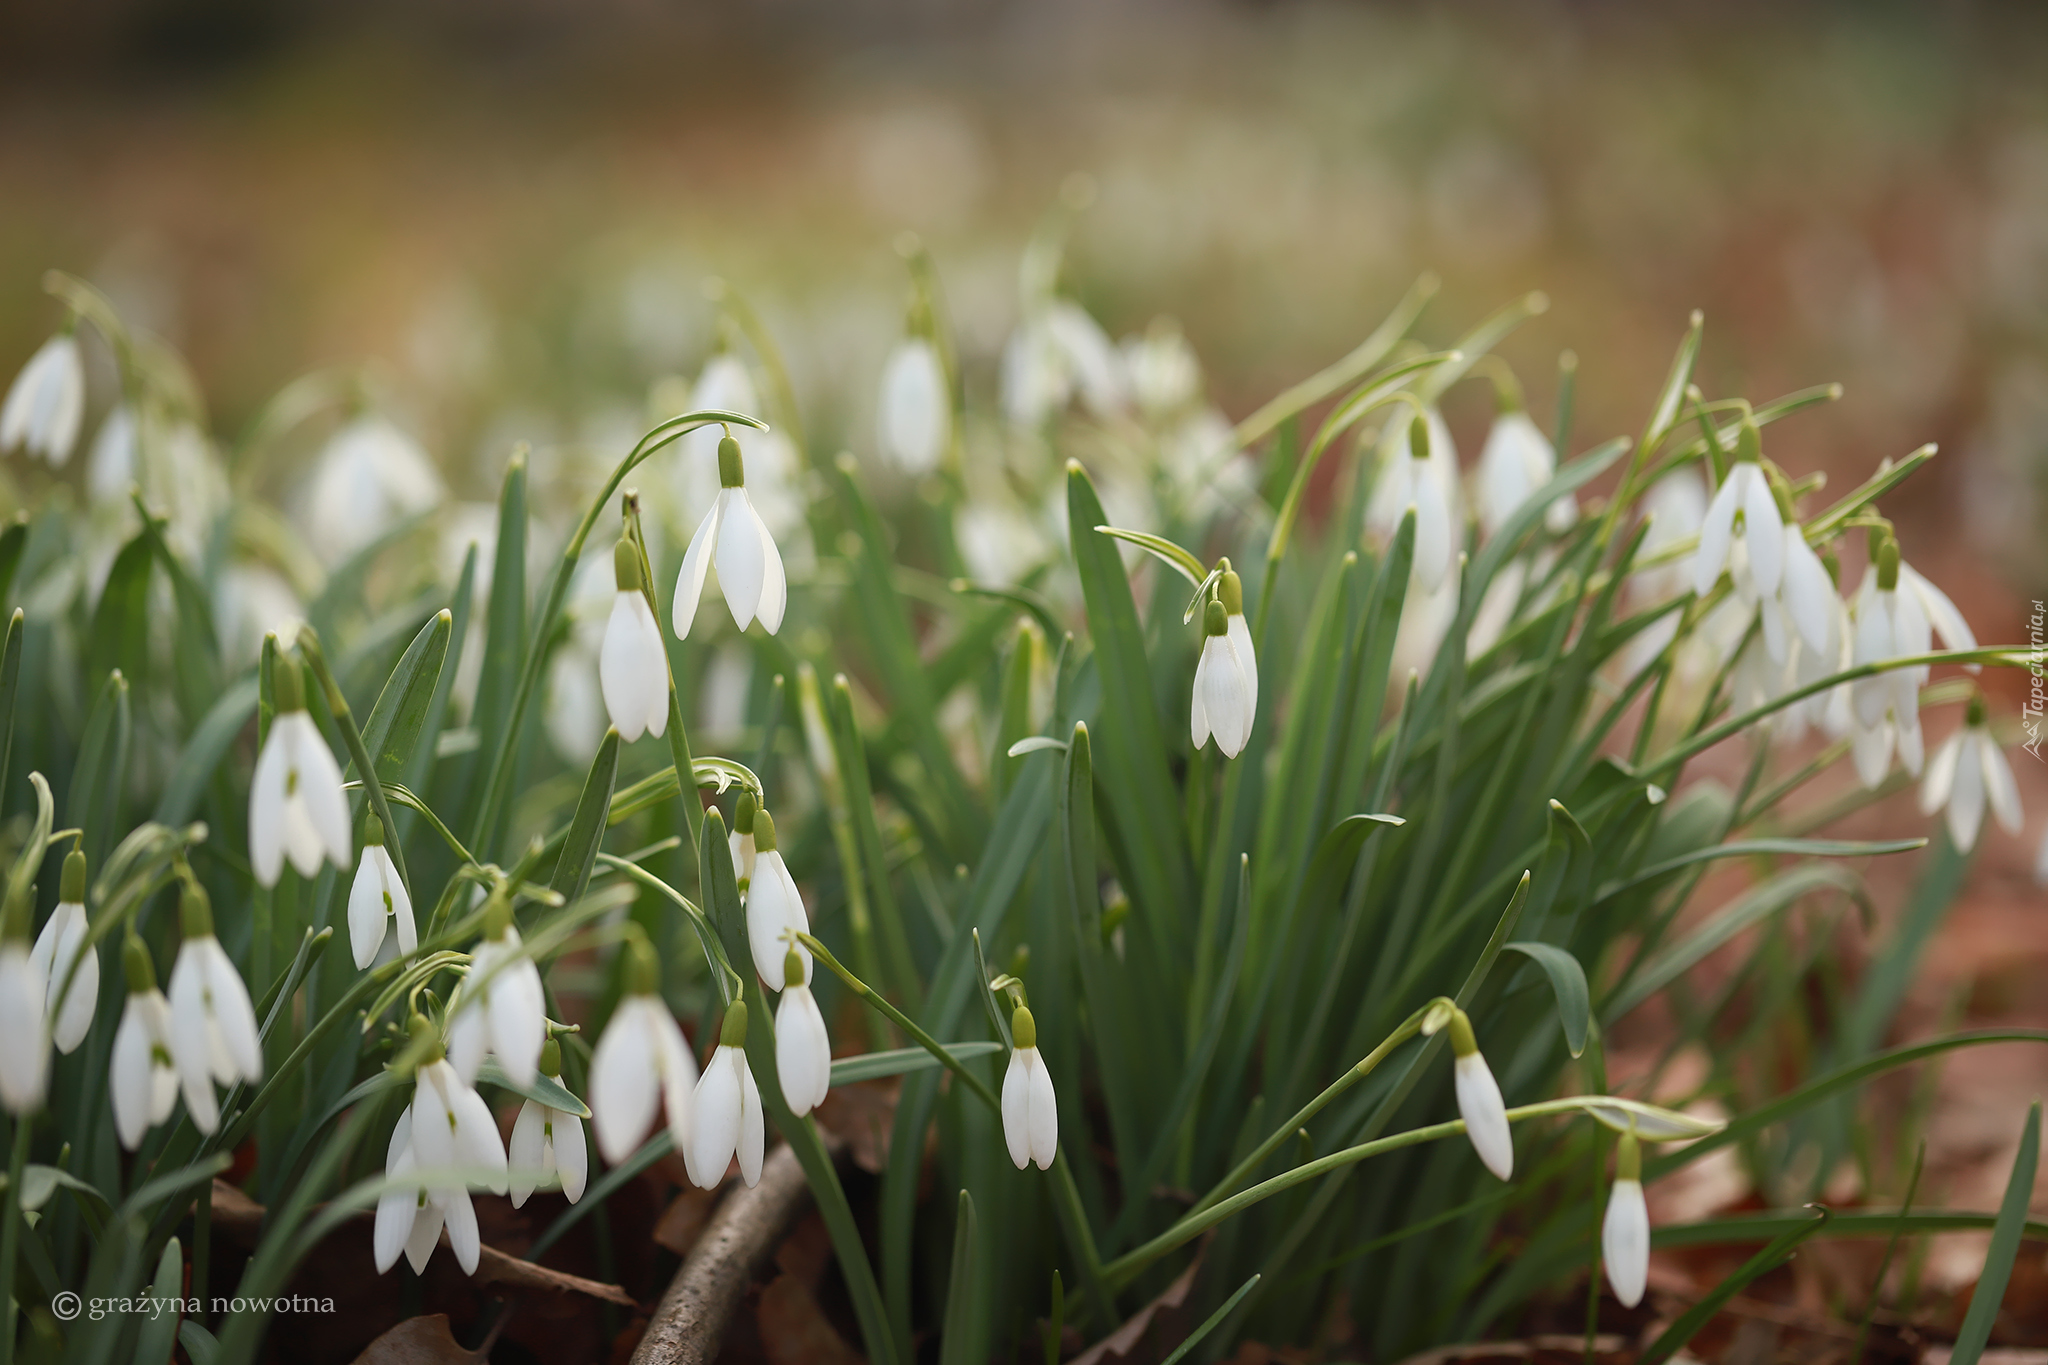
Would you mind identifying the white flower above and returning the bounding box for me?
[29,849,96,1053]
[1001,320,1071,427]
[305,416,444,564]
[1046,301,1128,417]
[1920,698,2023,853]
[687,1023,765,1190]
[774,949,831,1117]
[1602,1134,1650,1309]
[166,885,263,1135]
[744,810,811,990]
[447,904,546,1089]
[248,664,352,887]
[1450,1013,1512,1180]
[673,435,786,640]
[589,936,699,1165]
[110,938,178,1150]
[1849,539,1930,787]
[1,333,85,465]
[390,1053,509,1276]
[509,1042,588,1207]
[1365,410,1461,594]
[1001,300,1127,425]
[373,1105,445,1276]
[1476,409,1573,538]
[347,817,416,970]
[599,538,670,741]
[1123,318,1200,419]
[877,337,949,475]
[0,940,49,1114]
[1761,523,1836,665]
[1191,598,1255,760]
[1001,1005,1058,1171]
[86,403,136,504]
[1692,427,1784,600]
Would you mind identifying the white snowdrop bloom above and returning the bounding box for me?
[1123,317,1200,419]
[166,883,263,1135]
[729,791,759,892]
[347,816,416,971]
[1001,1005,1058,1171]
[1001,317,1072,427]
[1899,561,1976,654]
[86,402,136,504]
[373,1104,443,1276]
[509,1040,588,1207]
[1849,539,1931,787]
[248,660,352,887]
[110,937,179,1150]
[1046,300,1128,417]
[1476,408,1573,538]
[1,332,85,465]
[0,937,49,1115]
[1692,422,1783,600]
[306,416,444,564]
[29,849,97,1053]
[403,1046,509,1276]
[744,810,811,990]
[877,336,950,475]
[1366,410,1461,594]
[1450,1011,1512,1180]
[774,948,831,1117]
[673,435,786,640]
[1920,696,2023,854]
[599,538,670,742]
[589,935,699,1165]
[1602,1133,1650,1308]
[1215,567,1258,720]
[447,897,546,1089]
[1192,597,1256,760]
[1761,522,1837,665]
[686,1004,765,1190]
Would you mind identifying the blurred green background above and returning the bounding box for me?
[2,0,2044,630]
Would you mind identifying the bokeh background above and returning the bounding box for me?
[6,0,2048,1320]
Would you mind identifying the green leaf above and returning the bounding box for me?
[0,608,21,802]
[1093,526,1207,584]
[971,927,1011,1051]
[1656,1207,2048,1247]
[1417,291,1549,401]
[67,668,132,873]
[1233,270,1435,447]
[939,1190,980,1365]
[178,1322,220,1365]
[356,609,452,782]
[153,674,259,827]
[0,516,27,609]
[466,450,529,853]
[1640,309,1705,450]
[475,1057,592,1119]
[1638,1205,1827,1365]
[1950,1100,2042,1365]
[88,533,153,692]
[830,1042,1004,1086]
[1595,837,1926,905]
[135,1236,183,1365]
[18,1165,112,1226]
[1503,942,1591,1058]
[1160,1273,1261,1365]
[549,727,620,907]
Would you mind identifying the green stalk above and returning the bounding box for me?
[799,933,996,1110]
[0,1117,29,1365]
[298,626,410,896]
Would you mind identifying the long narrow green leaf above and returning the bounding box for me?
[939,1190,981,1365]
[830,1042,1004,1085]
[549,727,620,906]
[1950,1100,2042,1365]
[466,450,528,854]
[1639,1205,1829,1365]
[1502,942,1590,1058]
[355,609,452,781]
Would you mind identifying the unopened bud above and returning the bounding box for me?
[1203,600,1228,638]
[720,999,749,1048]
[123,934,156,994]
[60,848,87,904]
[1218,568,1243,616]
[540,1037,562,1078]
[734,790,757,835]
[613,537,644,593]
[753,809,778,853]
[1011,1004,1037,1050]
[718,434,745,489]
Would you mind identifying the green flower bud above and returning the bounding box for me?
[1408,412,1431,462]
[180,879,214,940]
[409,1011,444,1065]
[1447,1008,1478,1059]
[613,537,644,593]
[540,1037,562,1078]
[364,813,385,847]
[1615,1130,1641,1182]
[273,656,307,713]
[1011,1004,1037,1050]
[784,948,805,990]
[1218,569,1243,617]
[720,999,749,1048]
[753,809,778,853]
[734,790,757,835]
[1875,534,1900,592]
[123,934,156,994]
[60,848,87,904]
[1203,600,1228,638]
[1734,416,1762,466]
[718,434,745,489]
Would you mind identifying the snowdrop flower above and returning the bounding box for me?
[674,434,786,640]
[1476,406,1573,538]
[1,331,85,464]
[509,1039,588,1207]
[1124,317,1200,419]
[1601,1132,1650,1308]
[373,1104,443,1276]
[447,893,546,1089]
[1762,518,1838,666]
[774,947,830,1117]
[1001,1004,1058,1171]
[1046,301,1128,417]
[1366,411,1461,594]
[1692,419,1783,600]
[1849,535,1930,787]
[305,416,444,564]
[589,931,699,1165]
[600,537,670,741]
[348,816,416,970]
[383,1022,508,1276]
[877,335,949,475]
[744,810,811,990]
[1191,596,1255,760]
[110,935,178,1150]
[86,403,136,505]
[30,848,97,1053]
[686,1002,765,1190]
[1450,1010,1512,1180]
[1001,319,1071,427]
[1898,559,1976,657]
[248,658,351,886]
[730,791,758,893]
[1920,695,2023,853]
[1217,565,1258,719]
[0,904,48,1115]
[166,880,263,1135]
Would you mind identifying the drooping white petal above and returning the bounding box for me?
[1001,1049,1032,1170]
[374,1110,419,1273]
[752,501,788,636]
[403,1196,445,1275]
[32,902,97,1053]
[745,852,811,989]
[248,720,292,887]
[446,1002,488,1088]
[1737,467,1783,596]
[1454,1051,1513,1180]
[1852,717,1895,789]
[1411,465,1453,594]
[451,1080,509,1195]
[283,715,354,872]
[713,489,767,632]
[201,938,263,1082]
[1897,709,1925,776]
[601,591,669,742]
[349,850,392,970]
[689,1046,743,1189]
[1188,645,1212,750]
[166,944,219,1133]
[509,1099,547,1208]
[1778,525,1834,656]
[1602,1179,1650,1308]
[1947,733,1987,853]
[878,339,949,474]
[1692,473,1744,598]
[1226,613,1259,719]
[775,984,831,1117]
[654,1006,699,1151]
[1920,732,1961,817]
[1979,731,2023,837]
[0,946,47,1114]
[442,1189,481,1275]
[1476,412,1560,538]
[1,335,85,464]
[1902,563,1976,654]
[737,1056,765,1187]
[590,996,658,1165]
[483,932,546,1089]
[673,497,723,641]
[554,1108,588,1203]
[1026,1047,1058,1169]
[111,991,168,1149]
[1198,636,1253,759]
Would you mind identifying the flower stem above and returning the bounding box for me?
[298,625,411,898]
[797,932,998,1112]
[0,1116,29,1365]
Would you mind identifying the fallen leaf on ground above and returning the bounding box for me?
[350,1314,474,1364]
